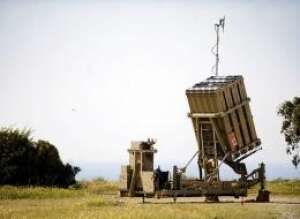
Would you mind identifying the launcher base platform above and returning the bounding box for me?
[119,140,270,202]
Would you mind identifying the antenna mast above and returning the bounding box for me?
[211,17,225,76]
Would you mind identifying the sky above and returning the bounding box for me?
[0,0,299,179]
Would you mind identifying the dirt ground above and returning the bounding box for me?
[122,194,300,204]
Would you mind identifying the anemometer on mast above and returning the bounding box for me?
[211,17,225,76]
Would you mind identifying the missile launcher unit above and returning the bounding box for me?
[119,18,269,202]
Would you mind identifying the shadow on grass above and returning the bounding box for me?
[136,198,300,205]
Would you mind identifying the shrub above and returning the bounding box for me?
[0,127,80,187]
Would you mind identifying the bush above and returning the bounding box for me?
[0,127,80,187]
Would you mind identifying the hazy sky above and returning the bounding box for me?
[0,1,299,178]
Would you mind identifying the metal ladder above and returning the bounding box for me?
[199,121,219,181]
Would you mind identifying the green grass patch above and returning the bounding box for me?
[248,179,300,196]
[0,186,84,200]
[0,179,299,201]
[267,179,300,196]
[0,179,119,200]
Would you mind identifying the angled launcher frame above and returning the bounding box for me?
[186,76,262,177]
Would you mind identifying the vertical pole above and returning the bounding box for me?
[141,151,143,172]
[142,193,145,204]
[173,166,180,190]
[196,119,203,180]
[200,122,206,177]
[215,24,220,77]
[214,129,219,181]
[212,17,224,77]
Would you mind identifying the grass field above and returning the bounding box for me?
[0,179,299,219]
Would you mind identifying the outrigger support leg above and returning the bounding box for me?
[243,162,270,202]
[256,163,270,202]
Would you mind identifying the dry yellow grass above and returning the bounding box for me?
[0,180,299,219]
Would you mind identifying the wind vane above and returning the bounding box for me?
[211,17,225,76]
